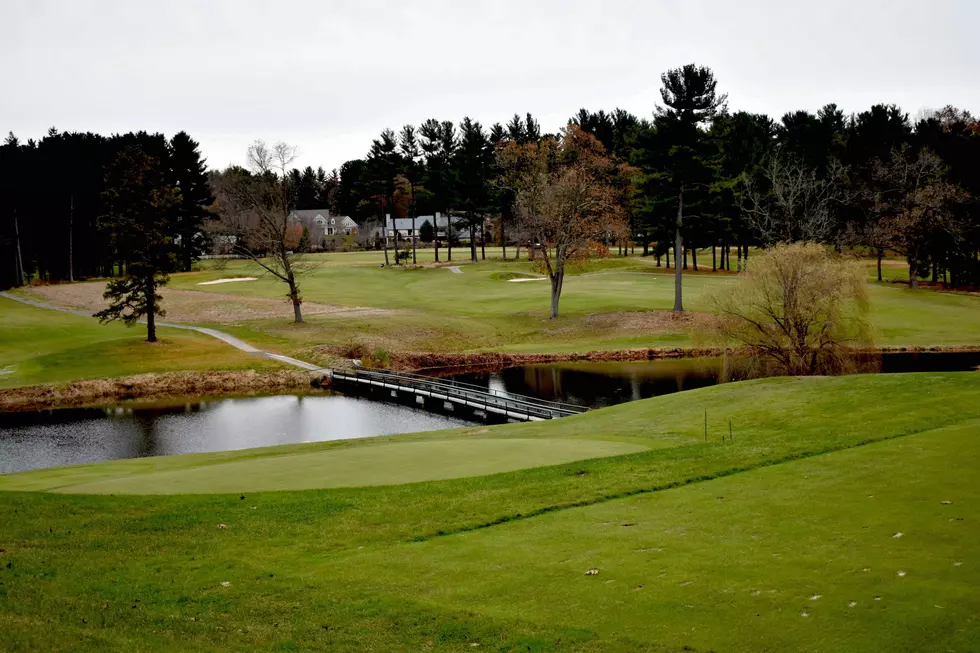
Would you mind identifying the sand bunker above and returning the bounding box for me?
[197,277,258,285]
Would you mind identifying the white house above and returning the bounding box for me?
[288,209,358,241]
[384,213,452,245]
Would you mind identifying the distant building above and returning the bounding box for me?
[288,209,358,241]
[385,213,451,244]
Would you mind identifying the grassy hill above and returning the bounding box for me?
[2,372,979,651]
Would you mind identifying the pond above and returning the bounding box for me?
[448,352,980,409]
[0,395,475,475]
[2,352,977,475]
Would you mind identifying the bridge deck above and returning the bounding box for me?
[330,368,588,422]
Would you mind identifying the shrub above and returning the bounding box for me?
[704,242,873,376]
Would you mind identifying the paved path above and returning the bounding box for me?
[0,291,324,372]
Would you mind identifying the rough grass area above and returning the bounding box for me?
[166,255,980,354]
[20,283,388,323]
[0,297,284,388]
[1,373,978,651]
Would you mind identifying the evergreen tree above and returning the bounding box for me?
[399,124,422,264]
[365,129,403,265]
[298,225,312,252]
[638,64,726,311]
[453,117,493,262]
[420,119,457,261]
[419,218,434,243]
[95,146,180,342]
[298,166,318,209]
[168,131,214,272]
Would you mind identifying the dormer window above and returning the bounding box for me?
[314,215,326,226]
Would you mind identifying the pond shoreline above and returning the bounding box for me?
[3,345,978,413]
[382,345,980,374]
[0,370,331,413]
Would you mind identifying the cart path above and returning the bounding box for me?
[0,291,323,372]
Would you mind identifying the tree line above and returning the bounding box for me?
[292,65,978,292]
[0,129,213,291]
[3,63,978,329]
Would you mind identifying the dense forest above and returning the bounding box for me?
[3,64,979,290]
[0,130,213,288]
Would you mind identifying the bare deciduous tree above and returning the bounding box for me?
[211,140,313,323]
[497,125,634,319]
[706,243,873,376]
[740,151,852,244]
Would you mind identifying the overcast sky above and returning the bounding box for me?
[2,0,977,172]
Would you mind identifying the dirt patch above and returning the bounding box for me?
[0,369,330,413]
[580,311,714,332]
[23,283,388,323]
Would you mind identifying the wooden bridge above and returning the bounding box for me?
[330,368,588,422]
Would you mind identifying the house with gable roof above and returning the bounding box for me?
[287,209,358,243]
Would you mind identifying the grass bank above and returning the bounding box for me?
[0,296,284,389]
[1,372,978,651]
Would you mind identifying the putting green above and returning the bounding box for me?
[51,438,648,495]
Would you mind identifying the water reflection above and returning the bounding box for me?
[0,395,475,474]
[452,358,724,409]
[450,352,980,409]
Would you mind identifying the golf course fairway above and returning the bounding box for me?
[1,372,979,652]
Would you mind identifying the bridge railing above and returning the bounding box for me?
[333,367,588,419]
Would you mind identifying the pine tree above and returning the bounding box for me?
[298,225,312,252]
[95,146,180,342]
[169,132,214,272]
[639,64,726,312]
[453,117,493,262]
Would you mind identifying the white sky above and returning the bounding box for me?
[2,0,977,172]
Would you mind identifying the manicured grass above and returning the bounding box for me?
[49,439,649,494]
[169,255,980,354]
[1,373,978,651]
[0,297,281,388]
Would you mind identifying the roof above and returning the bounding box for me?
[289,209,357,226]
[386,215,451,231]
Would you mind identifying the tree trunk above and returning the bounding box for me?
[382,220,390,266]
[549,267,564,319]
[909,259,918,289]
[665,246,670,269]
[145,277,157,343]
[501,216,507,261]
[673,190,684,313]
[434,215,440,262]
[480,223,486,260]
[683,247,688,270]
[737,244,743,272]
[712,245,716,271]
[644,241,650,257]
[447,216,452,262]
[876,247,883,282]
[289,279,304,323]
[13,209,25,286]
[68,194,74,282]
[411,209,417,265]
[469,222,477,262]
[692,247,698,272]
